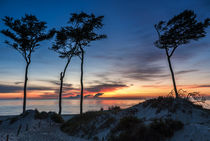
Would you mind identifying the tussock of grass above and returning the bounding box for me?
[142,96,206,113]
[108,106,121,114]
[35,110,64,123]
[34,110,48,119]
[61,111,115,139]
[61,111,104,136]
[108,106,121,113]
[8,110,64,124]
[93,136,99,141]
[108,116,183,141]
[49,112,64,123]
[99,116,116,129]
[150,118,183,138]
[111,116,142,133]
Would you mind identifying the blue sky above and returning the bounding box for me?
[0,0,210,99]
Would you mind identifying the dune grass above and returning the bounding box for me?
[108,116,183,141]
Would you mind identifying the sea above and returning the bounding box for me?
[0,99,209,116]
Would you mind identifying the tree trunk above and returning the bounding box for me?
[165,48,179,98]
[23,62,30,113]
[58,59,71,115]
[58,72,63,115]
[80,47,84,116]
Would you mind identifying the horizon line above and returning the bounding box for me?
[1,96,210,100]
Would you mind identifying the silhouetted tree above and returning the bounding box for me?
[1,14,55,113]
[68,12,106,115]
[154,10,210,98]
[51,28,79,115]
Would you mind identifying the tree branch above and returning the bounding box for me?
[78,54,82,60]
[62,57,72,78]
[154,25,161,39]
[169,46,177,58]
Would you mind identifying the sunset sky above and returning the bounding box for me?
[0,0,210,99]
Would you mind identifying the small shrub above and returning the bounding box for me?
[93,136,99,141]
[61,111,104,136]
[142,96,208,114]
[112,116,141,132]
[108,106,121,113]
[99,117,116,129]
[150,118,183,138]
[143,96,175,108]
[108,116,143,141]
[50,113,64,123]
[34,111,48,119]
[108,117,184,141]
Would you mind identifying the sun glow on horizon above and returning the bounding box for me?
[1,79,210,100]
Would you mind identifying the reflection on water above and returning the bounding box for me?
[0,99,209,116]
[0,99,143,115]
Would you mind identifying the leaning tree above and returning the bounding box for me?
[154,10,210,98]
[1,14,55,113]
[68,12,107,115]
[51,27,80,115]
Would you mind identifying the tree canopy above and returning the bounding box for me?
[67,12,107,47]
[154,10,210,53]
[51,27,79,59]
[1,14,55,63]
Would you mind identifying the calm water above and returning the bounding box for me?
[0,99,209,116]
[0,99,143,115]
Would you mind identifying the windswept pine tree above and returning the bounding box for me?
[68,12,107,115]
[154,10,210,98]
[51,28,80,115]
[1,14,55,113]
